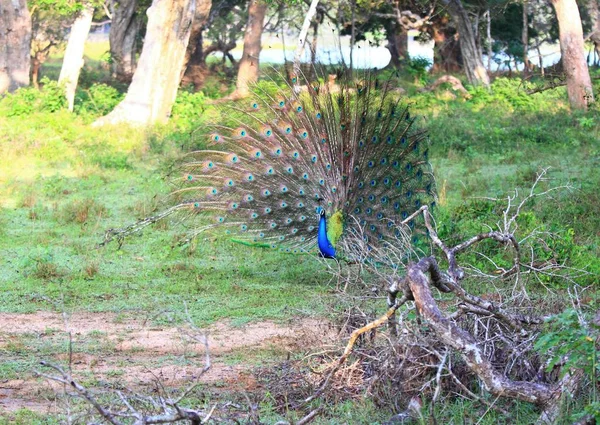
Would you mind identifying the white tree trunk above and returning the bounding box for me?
[292,0,320,76]
[0,0,32,94]
[551,0,594,109]
[94,0,196,126]
[59,5,94,112]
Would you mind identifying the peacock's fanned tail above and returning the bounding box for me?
[108,67,436,255]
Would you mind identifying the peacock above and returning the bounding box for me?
[103,67,436,260]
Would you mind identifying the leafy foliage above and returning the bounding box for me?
[0,77,67,116]
[535,309,600,422]
[74,83,124,116]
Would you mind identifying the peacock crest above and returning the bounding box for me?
[105,67,437,259]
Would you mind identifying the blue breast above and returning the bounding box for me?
[317,214,336,258]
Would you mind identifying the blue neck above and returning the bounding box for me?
[318,214,336,258]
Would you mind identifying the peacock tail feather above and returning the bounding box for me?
[104,67,436,258]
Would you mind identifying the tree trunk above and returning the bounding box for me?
[584,0,600,66]
[522,0,530,74]
[442,0,490,86]
[430,16,461,73]
[231,0,267,98]
[179,0,211,85]
[551,0,594,109]
[94,0,196,126]
[386,24,408,68]
[292,0,319,77]
[484,9,492,71]
[59,5,94,112]
[109,0,141,83]
[0,0,32,94]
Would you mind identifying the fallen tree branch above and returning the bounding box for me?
[406,256,563,405]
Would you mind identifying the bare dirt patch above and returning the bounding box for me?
[0,311,335,414]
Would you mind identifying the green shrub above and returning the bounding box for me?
[0,77,67,116]
[535,308,600,422]
[405,56,432,85]
[89,151,131,170]
[170,90,207,127]
[74,83,123,116]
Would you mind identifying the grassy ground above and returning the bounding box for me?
[0,50,598,423]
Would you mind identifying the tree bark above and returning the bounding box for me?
[429,16,461,73]
[94,0,196,126]
[522,0,530,73]
[179,0,211,84]
[551,0,594,109]
[231,0,267,98]
[59,5,94,112]
[583,0,600,66]
[292,0,319,77]
[441,0,490,86]
[0,0,32,94]
[109,0,141,83]
[386,24,408,68]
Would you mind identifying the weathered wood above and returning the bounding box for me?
[406,257,556,405]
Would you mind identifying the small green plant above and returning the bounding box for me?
[577,116,596,129]
[404,56,431,85]
[170,90,207,127]
[535,308,600,422]
[74,83,123,116]
[0,77,67,116]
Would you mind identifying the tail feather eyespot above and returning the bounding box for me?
[226,154,239,164]
[234,127,247,138]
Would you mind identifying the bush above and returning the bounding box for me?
[170,90,207,127]
[0,77,67,116]
[74,83,123,116]
[535,308,600,422]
